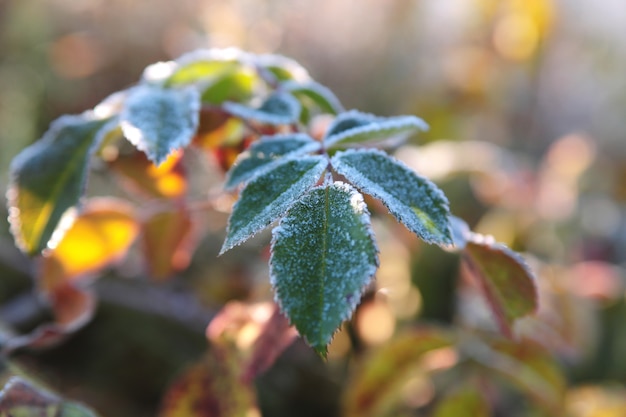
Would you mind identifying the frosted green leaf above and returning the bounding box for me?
[463,238,538,336]
[223,92,301,125]
[7,114,111,255]
[120,85,200,165]
[225,133,321,190]
[165,60,239,87]
[324,110,428,148]
[270,182,379,356]
[331,149,452,245]
[220,155,327,253]
[256,53,311,82]
[283,81,344,115]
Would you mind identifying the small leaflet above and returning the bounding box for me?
[256,53,311,82]
[462,237,538,336]
[7,113,111,255]
[283,80,345,115]
[270,182,379,356]
[222,92,301,126]
[224,133,321,190]
[324,110,428,148]
[121,85,200,165]
[331,149,452,245]
[220,155,327,254]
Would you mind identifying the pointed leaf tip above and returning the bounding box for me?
[331,149,452,245]
[121,85,200,165]
[270,182,379,353]
[221,155,327,254]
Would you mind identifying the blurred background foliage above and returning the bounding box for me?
[1,0,626,416]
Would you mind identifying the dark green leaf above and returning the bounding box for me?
[225,133,321,190]
[220,156,327,253]
[463,238,538,335]
[283,81,344,115]
[324,110,428,148]
[121,85,200,165]
[223,92,301,125]
[270,182,379,355]
[8,114,110,255]
[331,149,452,245]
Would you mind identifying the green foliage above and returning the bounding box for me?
[270,183,378,355]
[3,48,543,414]
[8,114,111,254]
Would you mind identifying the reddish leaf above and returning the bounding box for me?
[39,198,139,292]
[158,351,258,417]
[142,206,195,280]
[3,284,95,352]
[241,304,297,384]
[342,328,455,417]
[462,236,537,337]
[109,150,187,199]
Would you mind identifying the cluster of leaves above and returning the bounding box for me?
[6,48,537,357]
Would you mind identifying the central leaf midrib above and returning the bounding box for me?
[315,185,330,343]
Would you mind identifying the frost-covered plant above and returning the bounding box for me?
[6,48,536,356]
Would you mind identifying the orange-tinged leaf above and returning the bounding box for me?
[40,198,139,291]
[142,206,195,280]
[110,150,187,199]
[342,328,455,417]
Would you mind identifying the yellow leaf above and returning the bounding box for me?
[40,198,139,291]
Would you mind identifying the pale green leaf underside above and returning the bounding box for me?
[8,114,110,255]
[225,134,321,190]
[331,149,452,245]
[223,92,301,125]
[121,85,200,165]
[324,110,428,148]
[270,182,379,355]
[221,156,327,253]
[283,81,344,115]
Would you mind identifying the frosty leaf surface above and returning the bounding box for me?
[225,133,321,190]
[220,156,327,253]
[331,149,452,245]
[463,238,538,335]
[223,92,301,125]
[121,85,200,165]
[270,182,379,355]
[165,60,239,87]
[324,110,428,148]
[283,81,344,115]
[8,114,110,255]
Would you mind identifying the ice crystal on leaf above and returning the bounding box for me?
[331,149,452,245]
[120,85,200,165]
[222,92,301,126]
[270,182,379,356]
[225,134,321,190]
[324,110,428,148]
[221,156,327,254]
